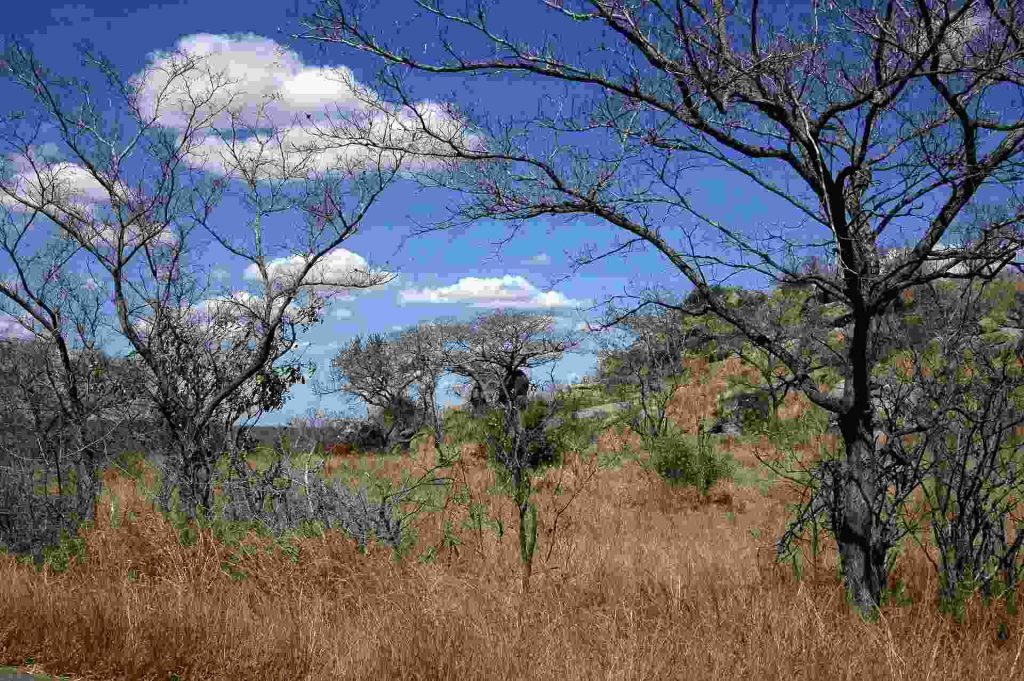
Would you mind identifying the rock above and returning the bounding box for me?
[712,388,772,435]
[823,378,923,443]
[984,326,1024,353]
[708,419,743,436]
[573,401,632,420]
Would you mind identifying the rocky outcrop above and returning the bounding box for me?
[573,401,632,420]
[542,400,633,432]
[708,387,773,435]
[984,326,1024,353]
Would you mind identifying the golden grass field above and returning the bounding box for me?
[2,358,1023,680]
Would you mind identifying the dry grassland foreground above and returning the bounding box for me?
[2,363,1023,680]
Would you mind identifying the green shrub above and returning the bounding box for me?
[764,403,831,450]
[442,400,570,470]
[641,426,736,496]
[442,409,492,447]
[110,450,149,480]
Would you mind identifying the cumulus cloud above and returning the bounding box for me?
[0,154,182,255]
[242,248,392,292]
[399,275,582,309]
[187,291,304,342]
[133,34,480,180]
[134,34,361,129]
[0,154,125,217]
[523,252,552,266]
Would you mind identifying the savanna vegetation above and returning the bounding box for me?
[2,273,1023,680]
[2,0,1024,678]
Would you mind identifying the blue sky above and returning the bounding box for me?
[0,1,792,424]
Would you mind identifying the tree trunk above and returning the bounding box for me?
[836,419,888,617]
[182,453,213,520]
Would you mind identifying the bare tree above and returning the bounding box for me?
[596,305,694,440]
[443,309,578,592]
[396,321,452,445]
[0,337,129,563]
[302,0,1024,615]
[0,226,147,559]
[873,274,1024,609]
[317,319,458,456]
[319,327,452,450]
[0,39,412,520]
[321,333,418,445]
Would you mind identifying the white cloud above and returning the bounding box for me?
[89,223,179,250]
[399,275,582,309]
[332,307,353,320]
[134,34,360,130]
[132,291,302,344]
[133,34,480,180]
[0,155,181,252]
[0,156,121,215]
[242,248,391,292]
[523,252,552,266]
[196,290,309,321]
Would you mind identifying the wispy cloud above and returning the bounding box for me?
[399,275,582,309]
[523,252,551,266]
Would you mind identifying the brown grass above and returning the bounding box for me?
[2,364,1023,680]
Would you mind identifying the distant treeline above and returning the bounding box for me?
[0,418,348,468]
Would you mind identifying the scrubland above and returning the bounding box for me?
[1,358,1021,680]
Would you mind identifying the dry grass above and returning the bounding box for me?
[2,363,1022,680]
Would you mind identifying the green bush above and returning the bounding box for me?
[442,400,570,470]
[764,403,831,450]
[641,426,736,496]
[110,450,149,480]
[441,409,492,447]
